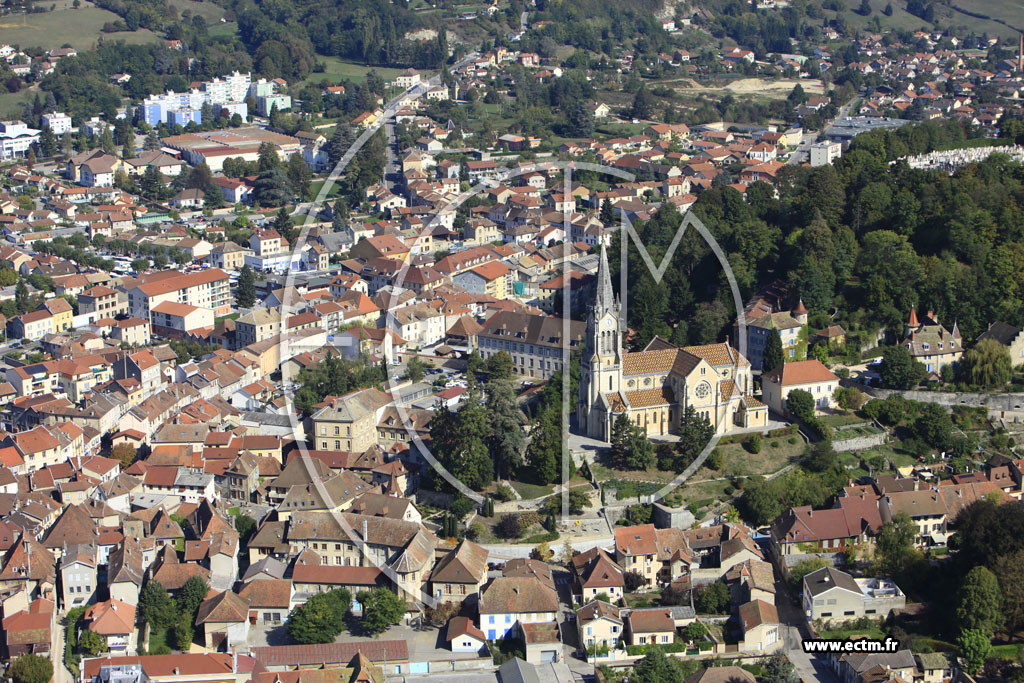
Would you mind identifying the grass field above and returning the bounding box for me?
[0,6,159,50]
[0,88,35,120]
[300,57,406,88]
[167,0,226,23]
[833,0,1020,39]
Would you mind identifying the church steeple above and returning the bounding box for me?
[594,243,615,314]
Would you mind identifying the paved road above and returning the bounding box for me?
[786,96,859,165]
[774,577,839,683]
[54,615,72,683]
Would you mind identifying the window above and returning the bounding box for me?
[639,636,647,644]
[489,616,495,624]
[662,635,669,643]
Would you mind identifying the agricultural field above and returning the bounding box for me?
[0,5,159,50]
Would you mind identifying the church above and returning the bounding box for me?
[576,247,768,442]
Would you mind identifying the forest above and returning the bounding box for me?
[606,119,1024,355]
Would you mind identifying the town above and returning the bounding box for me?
[0,0,1022,682]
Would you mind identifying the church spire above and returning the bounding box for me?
[595,243,615,312]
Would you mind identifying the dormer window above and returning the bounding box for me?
[922,343,930,351]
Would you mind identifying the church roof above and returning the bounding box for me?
[623,348,679,375]
[625,387,674,408]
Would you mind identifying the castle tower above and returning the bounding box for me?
[578,244,623,440]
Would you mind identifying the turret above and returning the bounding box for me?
[792,299,808,325]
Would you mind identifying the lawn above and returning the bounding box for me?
[299,57,406,88]
[0,6,160,50]
[309,178,343,200]
[591,461,680,485]
[817,624,886,641]
[820,413,870,428]
[692,438,804,480]
[834,424,883,440]
[509,480,555,500]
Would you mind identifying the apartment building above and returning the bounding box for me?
[310,388,392,453]
[126,269,231,322]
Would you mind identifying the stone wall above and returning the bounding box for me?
[854,383,1024,424]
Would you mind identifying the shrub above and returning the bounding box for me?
[788,437,798,444]
[496,513,522,539]
[707,449,725,470]
[744,434,762,454]
[771,440,780,448]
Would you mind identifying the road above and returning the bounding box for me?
[786,96,859,165]
[773,576,839,683]
[520,9,528,31]
[54,615,72,683]
[384,116,399,192]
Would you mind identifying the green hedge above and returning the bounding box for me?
[625,641,690,656]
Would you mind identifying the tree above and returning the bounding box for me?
[110,443,136,469]
[286,152,313,199]
[358,587,405,636]
[257,142,280,172]
[10,654,53,683]
[15,279,29,313]
[78,629,106,656]
[674,405,714,472]
[177,576,209,618]
[630,85,656,120]
[623,570,647,592]
[174,613,194,650]
[788,557,831,592]
[423,601,459,627]
[693,580,730,614]
[531,541,554,561]
[429,385,493,490]
[287,588,351,643]
[960,339,1013,388]
[273,207,296,246]
[763,655,800,683]
[600,198,614,225]
[235,515,257,545]
[404,357,427,382]
[610,413,654,470]
[484,350,514,381]
[252,168,291,207]
[955,566,1003,635]
[763,328,785,373]
[131,258,149,274]
[139,581,176,630]
[564,99,594,138]
[880,345,925,390]
[486,374,525,478]
[993,549,1024,637]
[911,402,950,452]
[957,629,992,675]
[786,389,815,422]
[632,650,686,683]
[875,512,916,575]
[331,199,348,232]
[236,265,257,309]
[525,406,559,484]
